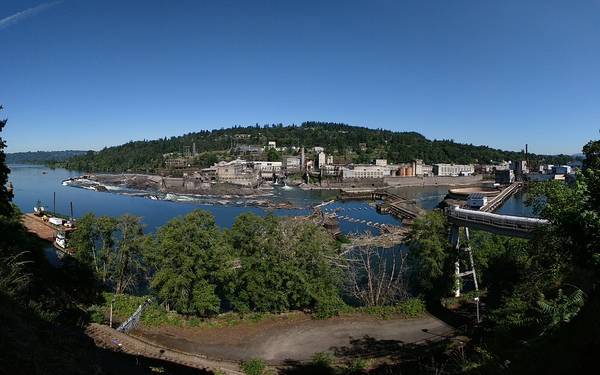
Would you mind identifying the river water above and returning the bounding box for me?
[8,164,533,235]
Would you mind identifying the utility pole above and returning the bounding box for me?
[53,192,56,215]
[109,296,116,328]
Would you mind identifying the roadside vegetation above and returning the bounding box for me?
[72,208,424,323]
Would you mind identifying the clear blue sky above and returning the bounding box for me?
[1,0,598,154]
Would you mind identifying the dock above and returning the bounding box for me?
[21,213,76,253]
[22,213,57,242]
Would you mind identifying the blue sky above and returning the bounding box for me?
[1,0,598,154]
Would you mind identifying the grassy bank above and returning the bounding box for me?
[89,293,427,329]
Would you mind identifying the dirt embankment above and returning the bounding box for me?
[133,313,453,365]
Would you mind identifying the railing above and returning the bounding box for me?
[480,182,522,212]
[116,298,152,333]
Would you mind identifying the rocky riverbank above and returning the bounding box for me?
[62,174,297,209]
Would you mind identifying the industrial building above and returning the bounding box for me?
[433,164,475,176]
[341,165,388,179]
[467,193,488,209]
[495,169,515,184]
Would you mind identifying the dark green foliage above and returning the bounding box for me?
[54,122,572,172]
[145,210,230,316]
[6,150,88,164]
[241,358,268,375]
[225,213,344,314]
[0,105,13,216]
[407,210,452,297]
[266,147,282,161]
[70,213,146,294]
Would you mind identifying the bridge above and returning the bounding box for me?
[373,190,424,220]
[480,182,523,212]
[445,204,550,313]
[445,205,549,239]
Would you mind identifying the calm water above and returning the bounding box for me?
[8,165,399,234]
[8,164,534,236]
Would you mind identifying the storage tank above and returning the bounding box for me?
[399,168,405,176]
[405,166,413,176]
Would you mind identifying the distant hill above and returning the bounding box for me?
[6,150,89,164]
[54,122,573,172]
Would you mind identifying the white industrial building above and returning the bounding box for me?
[553,165,571,175]
[341,165,389,179]
[433,164,475,176]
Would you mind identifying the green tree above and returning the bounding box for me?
[145,210,229,315]
[407,210,452,297]
[266,147,281,161]
[225,213,343,314]
[0,105,13,216]
[112,215,146,294]
[69,214,145,294]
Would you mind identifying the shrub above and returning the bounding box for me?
[313,294,346,319]
[241,358,268,375]
[344,358,370,373]
[394,297,426,317]
[310,352,335,367]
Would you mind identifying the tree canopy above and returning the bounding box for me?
[53,122,573,172]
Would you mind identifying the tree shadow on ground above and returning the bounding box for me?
[279,335,457,375]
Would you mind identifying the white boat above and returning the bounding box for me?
[55,232,66,249]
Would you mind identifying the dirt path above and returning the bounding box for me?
[134,313,453,365]
[86,323,243,374]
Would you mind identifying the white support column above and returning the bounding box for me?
[454,260,461,297]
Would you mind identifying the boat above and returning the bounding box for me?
[55,231,67,249]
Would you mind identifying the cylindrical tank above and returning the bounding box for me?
[406,166,413,176]
[399,168,405,176]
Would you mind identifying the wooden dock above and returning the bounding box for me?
[21,213,57,242]
[21,214,76,253]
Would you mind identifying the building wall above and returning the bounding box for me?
[433,164,475,176]
[384,175,483,187]
[341,165,388,179]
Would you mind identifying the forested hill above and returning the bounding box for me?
[55,122,572,172]
[7,150,88,164]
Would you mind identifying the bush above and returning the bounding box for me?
[347,298,426,319]
[313,294,346,319]
[344,358,370,373]
[394,297,426,317]
[310,352,335,367]
[241,358,268,375]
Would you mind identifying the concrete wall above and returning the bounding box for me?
[384,175,483,187]
[318,178,387,188]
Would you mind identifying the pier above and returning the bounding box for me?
[21,213,76,253]
[480,182,523,212]
[22,213,57,242]
[375,192,424,220]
